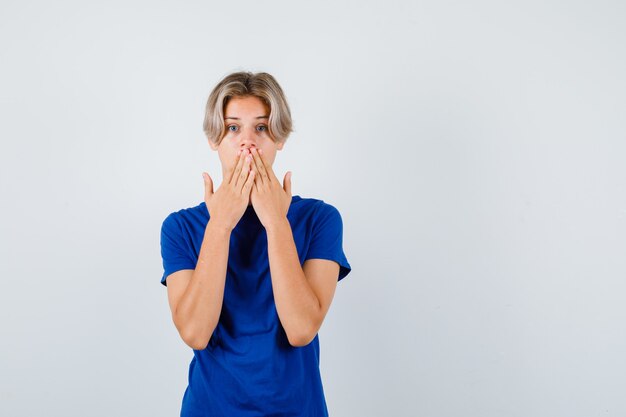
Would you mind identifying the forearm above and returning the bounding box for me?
[266,218,321,346]
[175,220,231,349]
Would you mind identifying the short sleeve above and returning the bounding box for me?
[304,203,352,281]
[160,213,197,286]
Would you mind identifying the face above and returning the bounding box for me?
[209,95,284,180]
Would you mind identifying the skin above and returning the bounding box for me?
[209,95,284,207]
[165,95,340,349]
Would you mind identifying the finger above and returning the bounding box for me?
[283,171,292,196]
[260,148,278,183]
[250,147,271,184]
[235,153,252,189]
[242,167,256,196]
[251,162,260,192]
[258,148,278,182]
[248,149,265,186]
[228,149,248,185]
[203,172,213,200]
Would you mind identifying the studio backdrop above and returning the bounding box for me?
[0,1,624,416]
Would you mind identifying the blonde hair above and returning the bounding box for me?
[203,71,293,146]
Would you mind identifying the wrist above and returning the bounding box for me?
[265,217,291,235]
[206,218,233,236]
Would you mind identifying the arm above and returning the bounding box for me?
[166,220,232,350]
[166,149,255,350]
[266,218,340,347]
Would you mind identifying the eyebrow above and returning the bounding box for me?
[224,116,269,120]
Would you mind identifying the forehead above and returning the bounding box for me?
[224,96,269,117]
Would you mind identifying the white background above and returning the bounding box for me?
[1,1,625,416]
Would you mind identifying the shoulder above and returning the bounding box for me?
[289,195,344,224]
[161,201,209,231]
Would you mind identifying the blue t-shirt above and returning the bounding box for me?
[160,195,352,416]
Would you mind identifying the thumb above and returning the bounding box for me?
[203,172,213,200]
[283,171,292,196]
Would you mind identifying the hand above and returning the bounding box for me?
[202,148,255,231]
[248,147,292,229]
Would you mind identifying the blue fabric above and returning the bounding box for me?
[160,195,352,416]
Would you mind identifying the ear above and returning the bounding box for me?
[208,140,218,151]
[276,140,285,151]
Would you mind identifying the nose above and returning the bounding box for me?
[239,128,257,150]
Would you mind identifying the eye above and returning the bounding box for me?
[227,125,238,132]
[256,125,268,132]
